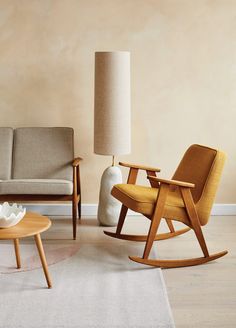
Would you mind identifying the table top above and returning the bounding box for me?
[0,212,51,240]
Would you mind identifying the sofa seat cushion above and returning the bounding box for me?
[0,179,73,195]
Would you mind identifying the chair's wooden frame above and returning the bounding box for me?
[104,162,190,241]
[0,157,82,240]
[104,163,228,268]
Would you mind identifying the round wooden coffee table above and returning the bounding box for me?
[0,212,52,288]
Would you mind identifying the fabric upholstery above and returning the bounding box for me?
[196,150,226,225]
[0,179,73,195]
[112,144,226,227]
[12,127,74,181]
[172,144,217,203]
[112,184,190,226]
[0,128,13,180]
[173,144,226,225]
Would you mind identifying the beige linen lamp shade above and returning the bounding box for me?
[94,51,131,156]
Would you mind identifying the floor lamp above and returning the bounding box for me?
[94,51,131,226]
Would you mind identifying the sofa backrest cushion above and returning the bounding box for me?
[12,127,74,181]
[0,128,13,180]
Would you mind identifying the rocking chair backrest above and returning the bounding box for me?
[172,144,226,226]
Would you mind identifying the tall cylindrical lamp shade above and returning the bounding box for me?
[94,51,131,156]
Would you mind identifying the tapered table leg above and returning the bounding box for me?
[13,238,21,269]
[34,234,52,288]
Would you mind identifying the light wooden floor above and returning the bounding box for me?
[160,216,236,328]
[47,215,236,328]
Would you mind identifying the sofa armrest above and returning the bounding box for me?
[72,157,83,167]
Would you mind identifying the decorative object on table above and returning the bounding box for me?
[0,127,82,240]
[104,144,228,268]
[94,51,131,226]
[0,202,26,228]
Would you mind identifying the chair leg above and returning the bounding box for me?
[142,213,162,259]
[130,186,228,268]
[181,188,209,257]
[165,219,175,233]
[143,184,169,259]
[104,205,128,237]
[116,205,128,234]
[72,199,77,240]
[192,224,209,257]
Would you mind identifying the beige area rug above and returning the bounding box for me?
[0,240,175,328]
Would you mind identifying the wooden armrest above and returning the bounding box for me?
[119,162,161,172]
[72,157,83,167]
[147,176,195,188]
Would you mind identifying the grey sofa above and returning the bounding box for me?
[0,127,82,239]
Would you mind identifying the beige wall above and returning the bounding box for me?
[0,0,235,203]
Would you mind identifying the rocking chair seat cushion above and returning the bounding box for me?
[112,184,190,225]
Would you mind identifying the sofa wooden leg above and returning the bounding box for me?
[78,199,81,220]
[72,200,77,240]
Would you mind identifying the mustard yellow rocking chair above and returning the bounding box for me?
[104,144,228,268]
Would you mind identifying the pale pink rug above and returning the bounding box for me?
[0,241,80,274]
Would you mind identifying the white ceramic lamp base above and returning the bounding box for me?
[97,166,122,226]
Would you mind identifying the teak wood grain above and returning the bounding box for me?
[0,212,52,288]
